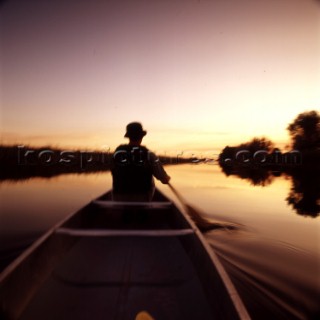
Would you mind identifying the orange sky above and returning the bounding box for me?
[1,0,319,154]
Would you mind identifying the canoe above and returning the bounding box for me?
[0,189,250,320]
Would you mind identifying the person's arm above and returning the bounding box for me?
[149,152,171,184]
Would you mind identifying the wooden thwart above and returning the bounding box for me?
[92,200,173,209]
[56,228,195,237]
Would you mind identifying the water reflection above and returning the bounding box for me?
[0,173,113,270]
[220,166,275,187]
[219,165,320,218]
[286,169,320,218]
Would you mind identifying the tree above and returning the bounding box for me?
[218,137,275,170]
[287,110,320,151]
[238,137,275,153]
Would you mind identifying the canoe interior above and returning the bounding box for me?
[0,190,244,320]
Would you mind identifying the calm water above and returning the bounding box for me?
[1,164,319,319]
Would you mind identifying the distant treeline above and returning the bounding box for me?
[0,145,191,181]
[218,110,320,172]
[218,110,320,217]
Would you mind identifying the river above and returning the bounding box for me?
[0,164,319,319]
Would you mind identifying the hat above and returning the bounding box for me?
[124,122,147,139]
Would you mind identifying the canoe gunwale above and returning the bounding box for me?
[165,189,251,320]
[0,202,91,283]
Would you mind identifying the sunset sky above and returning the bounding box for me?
[1,0,319,154]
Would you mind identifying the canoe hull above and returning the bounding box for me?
[0,189,250,320]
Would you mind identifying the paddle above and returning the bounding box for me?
[168,183,237,232]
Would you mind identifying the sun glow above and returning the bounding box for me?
[1,0,319,152]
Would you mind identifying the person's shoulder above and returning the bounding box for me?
[139,145,150,152]
[114,144,151,153]
[143,148,158,161]
[115,144,129,151]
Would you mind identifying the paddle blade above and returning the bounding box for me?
[168,183,238,232]
[184,204,238,232]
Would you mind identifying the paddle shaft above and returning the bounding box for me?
[168,183,188,206]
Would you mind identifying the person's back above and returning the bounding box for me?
[112,144,153,194]
[111,122,170,201]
